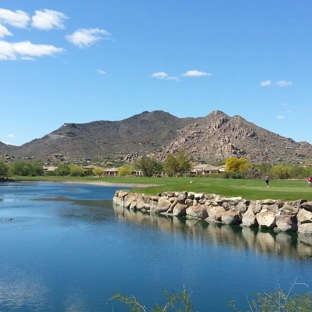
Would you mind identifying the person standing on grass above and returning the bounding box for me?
[265,175,270,187]
[308,176,312,187]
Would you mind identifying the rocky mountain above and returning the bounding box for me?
[156,110,312,164]
[1,110,312,165]
[1,111,198,163]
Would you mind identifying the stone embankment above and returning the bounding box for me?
[113,190,312,235]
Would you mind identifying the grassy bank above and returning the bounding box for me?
[11,175,312,201]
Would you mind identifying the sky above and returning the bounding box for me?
[1,1,312,146]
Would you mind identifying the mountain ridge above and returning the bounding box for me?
[1,110,312,165]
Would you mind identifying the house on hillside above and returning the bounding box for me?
[132,169,143,176]
[103,168,119,176]
[43,166,57,174]
[190,164,220,175]
[218,165,226,173]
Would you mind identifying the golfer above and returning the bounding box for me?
[265,175,270,187]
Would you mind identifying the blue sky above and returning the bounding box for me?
[1,1,312,146]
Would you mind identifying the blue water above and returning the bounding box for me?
[0,182,312,311]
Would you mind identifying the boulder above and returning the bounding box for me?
[280,205,299,216]
[276,215,298,232]
[186,205,208,219]
[241,209,258,227]
[173,203,188,217]
[194,193,204,200]
[249,201,262,214]
[301,201,312,212]
[129,201,137,210]
[297,209,312,224]
[256,211,276,229]
[136,199,146,210]
[236,200,249,213]
[221,210,241,225]
[265,204,279,214]
[185,199,194,207]
[206,206,226,222]
[298,223,312,235]
[153,197,171,213]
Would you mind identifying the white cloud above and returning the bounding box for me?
[32,9,68,30]
[0,9,30,28]
[276,80,293,87]
[182,70,211,77]
[152,72,169,79]
[66,28,111,48]
[0,40,65,60]
[261,80,293,87]
[97,69,106,75]
[151,72,178,80]
[6,134,15,138]
[277,115,286,119]
[0,24,12,38]
[260,80,272,86]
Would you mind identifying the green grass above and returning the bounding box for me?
[11,175,312,201]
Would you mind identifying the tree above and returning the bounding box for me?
[271,164,291,179]
[163,154,177,177]
[55,164,70,176]
[0,159,9,178]
[289,165,309,179]
[11,161,43,176]
[134,156,161,177]
[225,157,252,174]
[163,151,191,177]
[68,164,85,177]
[118,165,133,177]
[92,168,104,177]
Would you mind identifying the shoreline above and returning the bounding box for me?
[61,180,156,188]
[11,179,159,188]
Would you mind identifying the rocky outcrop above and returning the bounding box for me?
[2,110,312,164]
[113,190,312,235]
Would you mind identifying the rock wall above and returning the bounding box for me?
[113,190,312,235]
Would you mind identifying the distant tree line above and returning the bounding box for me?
[224,156,312,180]
[1,154,312,180]
[133,151,192,177]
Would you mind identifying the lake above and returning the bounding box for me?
[0,182,312,311]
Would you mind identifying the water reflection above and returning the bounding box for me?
[31,196,114,223]
[113,204,312,260]
[0,267,49,311]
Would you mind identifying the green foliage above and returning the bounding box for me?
[68,164,85,177]
[111,282,312,312]
[230,281,312,312]
[271,165,291,179]
[163,151,191,177]
[256,163,272,177]
[55,164,70,176]
[0,159,9,178]
[134,156,162,177]
[92,167,104,177]
[288,165,309,179]
[11,161,43,176]
[163,154,177,177]
[111,287,194,312]
[112,282,312,312]
[225,157,252,174]
[118,165,133,177]
[84,168,94,176]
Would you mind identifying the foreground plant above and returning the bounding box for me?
[229,280,312,312]
[111,287,194,312]
[111,281,312,312]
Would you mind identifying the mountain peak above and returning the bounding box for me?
[1,110,312,165]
